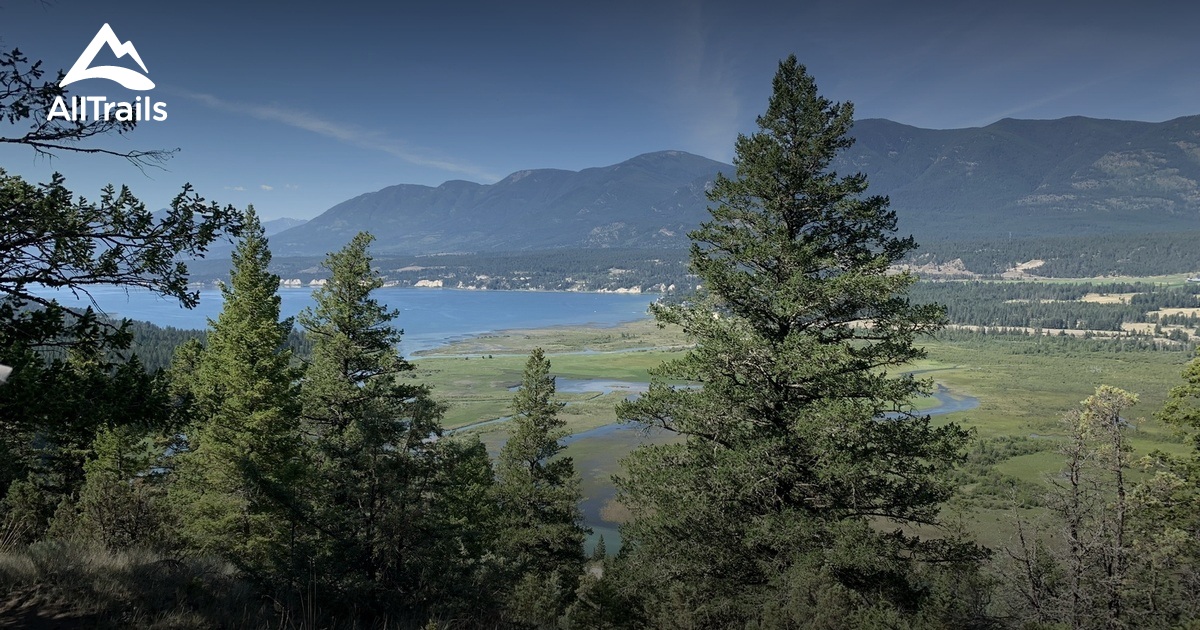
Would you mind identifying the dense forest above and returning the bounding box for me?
[109,321,311,373]
[4,54,1200,629]
[911,281,1200,332]
[914,230,1200,278]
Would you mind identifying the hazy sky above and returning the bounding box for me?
[1,0,1196,220]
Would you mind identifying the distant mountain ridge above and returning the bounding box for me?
[271,150,724,256]
[271,116,1200,256]
[262,217,307,236]
[842,115,1200,241]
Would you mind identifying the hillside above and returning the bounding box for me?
[262,217,307,236]
[270,151,726,256]
[844,116,1200,241]
[269,116,1200,257]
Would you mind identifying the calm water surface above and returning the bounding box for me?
[33,286,654,355]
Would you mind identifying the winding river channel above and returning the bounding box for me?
[453,379,979,435]
[454,378,980,553]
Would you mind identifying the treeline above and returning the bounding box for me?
[125,320,204,370]
[934,326,1198,354]
[912,230,1200,277]
[126,320,313,372]
[29,318,312,373]
[193,233,1200,291]
[911,281,1200,332]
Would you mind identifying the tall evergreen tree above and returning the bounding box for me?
[493,348,587,625]
[298,232,455,614]
[613,56,977,626]
[169,208,304,583]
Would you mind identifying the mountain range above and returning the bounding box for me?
[269,150,722,256]
[268,115,1200,256]
[262,217,308,236]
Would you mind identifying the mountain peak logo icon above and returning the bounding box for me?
[61,23,154,91]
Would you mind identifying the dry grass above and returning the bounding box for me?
[1121,322,1198,339]
[895,258,978,279]
[0,542,494,629]
[0,542,275,629]
[1148,307,1200,317]
[1079,292,1141,304]
[1004,293,1144,305]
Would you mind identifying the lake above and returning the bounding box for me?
[32,286,655,355]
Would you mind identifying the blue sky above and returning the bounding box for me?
[1,0,1197,221]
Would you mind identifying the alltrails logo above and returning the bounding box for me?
[47,24,167,122]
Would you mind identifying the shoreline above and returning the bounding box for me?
[268,284,664,296]
[408,317,685,358]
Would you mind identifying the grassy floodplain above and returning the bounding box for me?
[412,281,1199,548]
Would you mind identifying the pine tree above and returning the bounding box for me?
[0,346,168,543]
[50,423,165,549]
[999,386,1200,628]
[298,232,450,612]
[493,348,587,624]
[613,56,976,626]
[169,208,304,583]
[1163,346,1200,443]
[592,535,607,562]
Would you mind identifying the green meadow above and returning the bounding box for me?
[415,349,679,430]
[415,317,1197,548]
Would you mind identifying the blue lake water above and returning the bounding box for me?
[31,286,655,355]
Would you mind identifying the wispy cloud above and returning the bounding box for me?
[668,2,742,161]
[968,62,1148,127]
[260,184,274,191]
[183,91,500,181]
[224,185,246,191]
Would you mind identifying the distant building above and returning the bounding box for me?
[1189,277,1200,284]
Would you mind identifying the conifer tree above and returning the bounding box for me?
[0,346,167,542]
[1163,347,1200,445]
[592,534,607,562]
[1142,343,1200,622]
[493,348,587,624]
[298,232,450,611]
[1000,386,1200,627]
[613,56,976,626]
[169,208,304,582]
[50,423,165,549]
